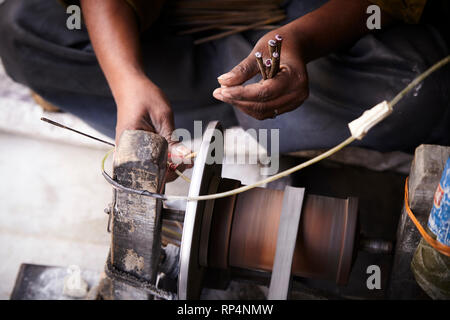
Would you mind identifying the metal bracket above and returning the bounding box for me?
[268,186,305,300]
[104,189,117,233]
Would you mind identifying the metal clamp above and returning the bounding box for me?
[104,189,117,233]
[268,186,305,300]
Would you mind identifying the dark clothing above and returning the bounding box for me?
[0,0,449,153]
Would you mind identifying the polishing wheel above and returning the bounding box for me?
[178,121,223,299]
[178,121,358,299]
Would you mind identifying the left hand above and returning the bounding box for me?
[213,26,309,120]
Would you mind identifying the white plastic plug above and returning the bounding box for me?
[348,101,393,140]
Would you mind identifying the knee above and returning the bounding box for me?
[0,0,86,91]
[0,0,34,45]
[0,0,35,83]
[0,0,21,46]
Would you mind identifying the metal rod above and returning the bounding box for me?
[275,34,283,53]
[40,117,115,147]
[265,58,272,78]
[255,52,267,80]
[268,51,280,79]
[268,39,277,57]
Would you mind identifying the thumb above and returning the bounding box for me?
[158,116,176,146]
[150,108,175,146]
[217,54,259,87]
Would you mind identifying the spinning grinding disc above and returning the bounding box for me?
[178,121,223,299]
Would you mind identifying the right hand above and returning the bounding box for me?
[115,76,193,180]
[115,76,175,146]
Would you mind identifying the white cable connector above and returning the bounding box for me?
[348,101,393,140]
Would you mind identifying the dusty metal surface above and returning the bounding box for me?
[10,264,100,300]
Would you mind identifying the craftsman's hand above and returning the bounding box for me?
[213,0,390,119]
[81,0,193,182]
[115,76,193,181]
[115,76,175,145]
[213,26,309,120]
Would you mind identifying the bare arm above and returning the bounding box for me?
[289,0,392,62]
[80,0,174,144]
[214,0,393,120]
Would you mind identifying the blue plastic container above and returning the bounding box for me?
[428,157,450,246]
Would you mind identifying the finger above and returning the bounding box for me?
[231,92,303,120]
[235,102,296,120]
[149,107,176,144]
[115,119,154,145]
[169,143,194,168]
[140,117,156,132]
[158,116,175,145]
[219,73,290,102]
[165,163,183,183]
[217,54,259,87]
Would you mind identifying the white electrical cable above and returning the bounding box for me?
[168,136,355,201]
[102,55,450,202]
[390,55,450,108]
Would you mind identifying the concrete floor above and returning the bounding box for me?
[0,60,118,299]
[0,133,112,299]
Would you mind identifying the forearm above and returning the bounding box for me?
[80,0,148,102]
[288,0,392,62]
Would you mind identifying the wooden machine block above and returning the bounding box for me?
[100,130,168,299]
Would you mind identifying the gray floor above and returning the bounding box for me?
[0,61,111,299]
[0,133,112,299]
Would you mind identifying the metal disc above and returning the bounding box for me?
[178,121,223,299]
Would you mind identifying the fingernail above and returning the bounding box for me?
[174,144,190,156]
[218,72,233,81]
[213,88,224,100]
[214,94,224,100]
[221,89,232,98]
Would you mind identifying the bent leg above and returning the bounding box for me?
[0,0,237,138]
[0,0,118,136]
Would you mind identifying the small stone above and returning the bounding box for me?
[63,265,89,299]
